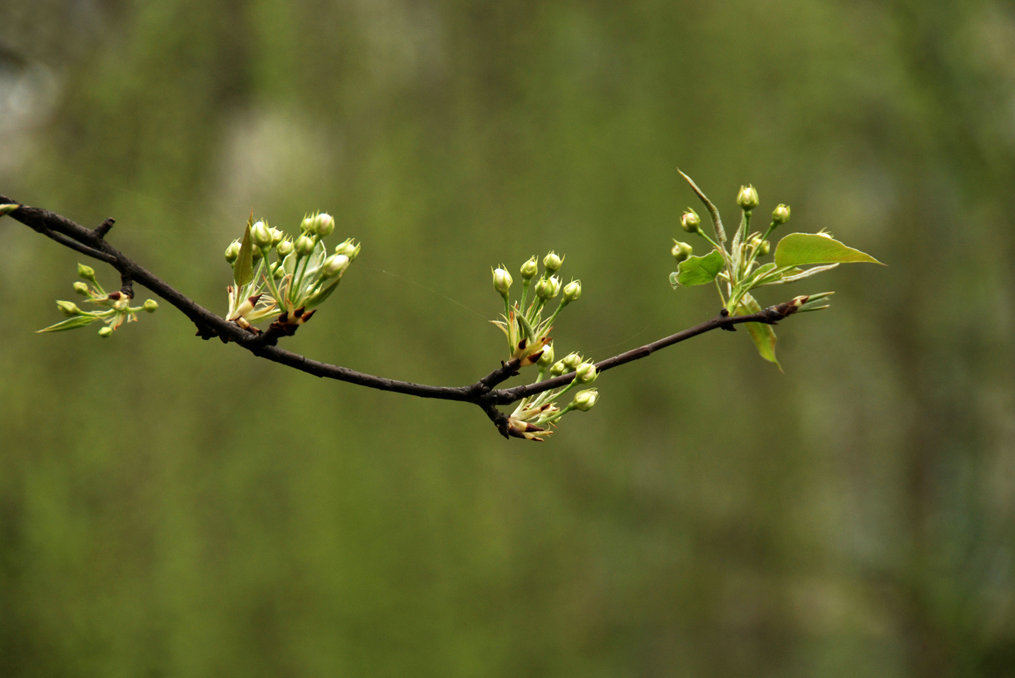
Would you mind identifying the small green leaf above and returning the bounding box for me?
[36,315,100,333]
[774,233,883,267]
[674,250,724,287]
[737,294,780,369]
[235,222,255,287]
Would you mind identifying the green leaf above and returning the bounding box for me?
[36,315,100,333]
[234,222,254,287]
[737,294,780,369]
[774,233,883,267]
[673,250,724,287]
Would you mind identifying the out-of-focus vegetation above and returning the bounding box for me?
[2,0,1013,675]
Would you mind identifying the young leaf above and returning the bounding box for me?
[36,315,100,333]
[673,250,724,287]
[737,294,780,369]
[774,233,883,267]
[234,222,255,287]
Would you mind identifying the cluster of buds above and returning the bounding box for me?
[506,345,600,441]
[37,263,158,337]
[490,251,581,366]
[224,212,359,332]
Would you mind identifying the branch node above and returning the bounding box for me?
[94,218,116,239]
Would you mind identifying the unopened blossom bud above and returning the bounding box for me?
[276,239,294,257]
[771,203,791,225]
[224,240,241,263]
[314,212,335,237]
[56,300,82,316]
[143,299,159,313]
[549,360,568,377]
[543,251,563,273]
[492,266,513,297]
[269,227,284,246]
[77,263,96,281]
[680,208,701,234]
[251,220,272,247]
[562,279,582,302]
[573,388,599,411]
[73,282,90,296]
[300,214,316,232]
[98,326,113,338]
[671,240,693,263]
[575,361,597,383]
[537,342,555,367]
[334,238,361,260]
[536,275,562,300]
[520,256,539,280]
[322,254,350,278]
[562,352,582,369]
[295,234,315,256]
[736,185,759,211]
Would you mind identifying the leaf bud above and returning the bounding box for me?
[562,279,582,302]
[736,184,759,211]
[680,208,701,234]
[771,203,791,225]
[492,266,513,297]
[519,256,539,281]
[224,240,241,263]
[56,300,83,316]
[543,251,563,273]
[251,220,273,247]
[573,388,599,411]
[315,212,336,237]
[671,240,693,263]
[575,361,597,383]
[143,299,159,313]
[295,234,316,256]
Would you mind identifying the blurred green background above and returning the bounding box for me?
[2,0,1013,676]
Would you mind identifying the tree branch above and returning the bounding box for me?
[3,195,803,440]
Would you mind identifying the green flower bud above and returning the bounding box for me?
[575,361,597,383]
[537,341,555,367]
[251,220,272,247]
[573,388,599,411]
[671,240,693,263]
[269,227,284,246]
[224,240,241,263]
[737,185,759,211]
[98,326,113,338]
[143,299,159,313]
[77,263,96,281]
[300,215,316,233]
[322,254,350,278]
[535,275,562,300]
[772,203,791,225]
[520,256,539,280]
[334,238,361,261]
[562,279,581,302]
[680,208,701,233]
[276,238,294,257]
[315,212,335,237]
[296,234,316,256]
[56,300,82,316]
[543,251,563,273]
[562,352,582,370]
[492,266,513,297]
[73,281,90,296]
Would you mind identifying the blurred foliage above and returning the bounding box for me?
[2,0,1014,676]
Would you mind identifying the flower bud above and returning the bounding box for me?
[575,361,597,383]
[98,326,113,338]
[251,220,273,247]
[269,227,284,246]
[543,251,563,273]
[56,300,82,316]
[562,352,583,370]
[520,256,539,280]
[737,185,759,211]
[537,341,555,367]
[671,240,693,263]
[562,279,582,302]
[749,236,770,256]
[295,234,316,256]
[73,281,90,296]
[143,299,159,313]
[536,275,562,300]
[492,266,513,297]
[573,388,599,411]
[77,263,96,281]
[334,238,361,260]
[549,360,568,377]
[322,254,350,278]
[276,238,294,257]
[771,203,791,225]
[300,214,316,233]
[224,240,241,263]
[315,212,335,237]
[680,208,701,233]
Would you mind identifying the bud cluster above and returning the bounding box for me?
[505,344,600,441]
[224,211,359,333]
[37,263,159,337]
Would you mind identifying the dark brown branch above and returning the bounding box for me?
[3,194,804,438]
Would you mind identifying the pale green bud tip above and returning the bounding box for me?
[772,203,791,225]
[537,342,555,367]
[680,208,701,233]
[334,238,361,260]
[143,299,159,313]
[314,212,335,237]
[56,300,82,316]
[251,220,272,247]
[520,256,539,280]
[300,215,316,232]
[549,360,567,376]
[737,184,759,211]
[224,240,241,263]
[269,227,284,246]
[323,254,350,278]
[563,279,582,302]
[671,240,693,262]
[492,266,513,296]
[562,352,583,369]
[543,251,563,272]
[276,239,294,257]
[573,388,599,411]
[72,281,90,296]
[536,275,562,300]
[98,326,113,338]
[575,361,597,383]
[296,234,315,256]
[77,263,96,280]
